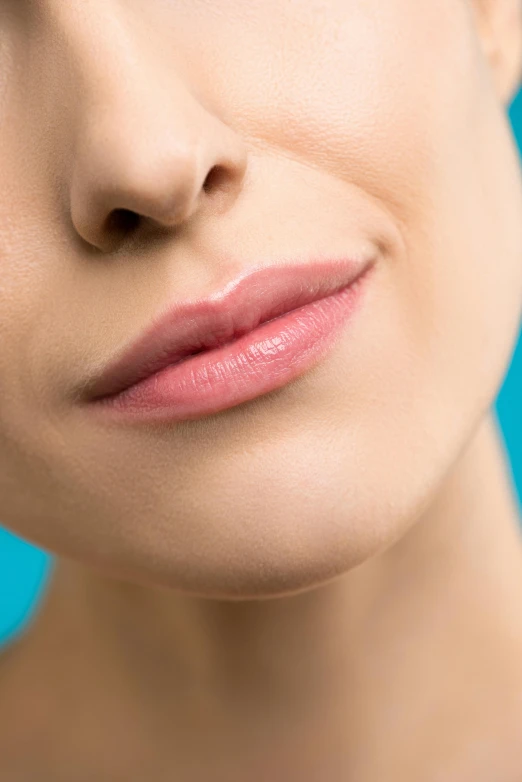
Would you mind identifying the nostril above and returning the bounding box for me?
[202,164,228,194]
[105,208,141,237]
[96,166,231,248]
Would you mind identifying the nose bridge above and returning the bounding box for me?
[70,6,190,122]
[53,3,248,251]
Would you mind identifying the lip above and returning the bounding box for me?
[84,256,376,422]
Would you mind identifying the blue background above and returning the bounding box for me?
[1,87,522,648]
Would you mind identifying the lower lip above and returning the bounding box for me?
[89,263,374,424]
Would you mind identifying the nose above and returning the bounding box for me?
[68,41,248,252]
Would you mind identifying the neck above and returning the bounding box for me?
[9,411,522,780]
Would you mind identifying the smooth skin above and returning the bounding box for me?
[1,0,522,779]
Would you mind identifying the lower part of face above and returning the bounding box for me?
[0,0,521,598]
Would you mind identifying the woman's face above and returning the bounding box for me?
[1,0,521,598]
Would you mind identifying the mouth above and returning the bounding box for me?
[83,256,376,424]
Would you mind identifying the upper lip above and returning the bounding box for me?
[84,256,374,401]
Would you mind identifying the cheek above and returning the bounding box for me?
[183,0,474,208]
[199,0,522,408]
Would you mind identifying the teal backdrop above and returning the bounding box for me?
[1,87,522,647]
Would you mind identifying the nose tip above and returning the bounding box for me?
[69,97,248,252]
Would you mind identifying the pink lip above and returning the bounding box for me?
[84,257,376,423]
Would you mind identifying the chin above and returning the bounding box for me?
[75,472,431,601]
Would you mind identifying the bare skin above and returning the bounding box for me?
[1,0,522,779]
[2,412,522,780]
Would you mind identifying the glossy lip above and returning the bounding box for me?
[83,255,375,415]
